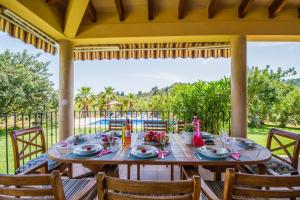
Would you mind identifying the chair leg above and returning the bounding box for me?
[214,171,221,181]
[180,166,183,180]
[137,164,140,180]
[127,164,131,179]
[68,163,73,178]
[170,165,174,180]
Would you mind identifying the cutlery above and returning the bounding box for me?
[193,152,203,160]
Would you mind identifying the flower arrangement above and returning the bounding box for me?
[144,131,169,143]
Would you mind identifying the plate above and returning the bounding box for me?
[234,138,256,149]
[73,144,102,156]
[130,145,158,158]
[198,146,231,159]
[201,132,213,139]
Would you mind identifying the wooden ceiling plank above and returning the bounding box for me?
[64,0,90,38]
[268,0,287,18]
[87,1,97,22]
[178,0,188,19]
[114,0,125,21]
[148,0,154,20]
[238,0,255,18]
[208,0,218,19]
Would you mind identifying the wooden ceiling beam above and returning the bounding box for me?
[148,0,154,20]
[208,0,218,19]
[87,1,97,22]
[114,0,125,21]
[178,0,188,19]
[238,0,255,18]
[298,7,300,18]
[64,0,90,37]
[268,0,287,18]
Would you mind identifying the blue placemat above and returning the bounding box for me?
[63,149,118,160]
[124,148,176,161]
[192,147,250,161]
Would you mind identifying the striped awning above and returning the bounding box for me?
[73,42,231,60]
[0,9,57,55]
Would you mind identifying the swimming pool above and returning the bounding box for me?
[90,118,165,126]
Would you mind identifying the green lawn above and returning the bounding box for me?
[248,125,300,155]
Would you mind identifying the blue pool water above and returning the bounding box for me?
[90,119,164,126]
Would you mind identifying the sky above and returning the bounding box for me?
[0,32,300,94]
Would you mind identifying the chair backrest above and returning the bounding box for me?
[178,121,185,133]
[0,170,65,200]
[223,168,300,200]
[96,172,200,200]
[10,126,47,171]
[109,120,133,132]
[144,121,168,132]
[266,128,300,169]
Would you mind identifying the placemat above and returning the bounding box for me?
[124,148,176,161]
[191,147,250,161]
[63,149,118,160]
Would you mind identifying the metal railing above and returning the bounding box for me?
[0,110,230,174]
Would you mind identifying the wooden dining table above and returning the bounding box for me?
[48,132,272,180]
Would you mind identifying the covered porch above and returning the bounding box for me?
[1,0,300,199]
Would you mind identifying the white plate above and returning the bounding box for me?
[73,144,103,156]
[198,146,231,159]
[234,138,256,148]
[131,145,158,158]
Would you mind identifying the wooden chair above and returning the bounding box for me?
[96,172,200,200]
[144,121,168,132]
[10,126,72,177]
[201,168,300,200]
[108,120,133,132]
[178,121,185,133]
[0,170,96,200]
[244,128,300,175]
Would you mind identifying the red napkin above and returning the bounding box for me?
[158,150,170,159]
[96,149,112,157]
[230,152,240,160]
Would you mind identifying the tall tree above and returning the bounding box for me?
[0,50,57,114]
[75,87,94,117]
[103,86,116,103]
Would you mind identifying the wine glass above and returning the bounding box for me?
[160,136,166,159]
[108,133,114,151]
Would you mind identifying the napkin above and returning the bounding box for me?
[158,150,170,159]
[59,141,68,147]
[96,149,112,157]
[230,152,240,160]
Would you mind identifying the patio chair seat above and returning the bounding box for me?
[246,157,298,175]
[201,180,267,200]
[62,178,97,200]
[15,153,61,175]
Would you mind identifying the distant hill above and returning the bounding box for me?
[285,78,300,87]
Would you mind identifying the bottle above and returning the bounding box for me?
[192,114,204,146]
[121,123,125,146]
[124,118,131,146]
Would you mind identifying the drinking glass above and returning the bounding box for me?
[108,133,114,151]
[160,136,166,159]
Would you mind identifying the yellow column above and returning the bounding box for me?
[59,40,74,140]
[231,35,247,138]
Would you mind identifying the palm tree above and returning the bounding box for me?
[75,87,93,117]
[126,93,136,110]
[103,86,116,104]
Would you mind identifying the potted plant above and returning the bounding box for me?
[183,123,194,144]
